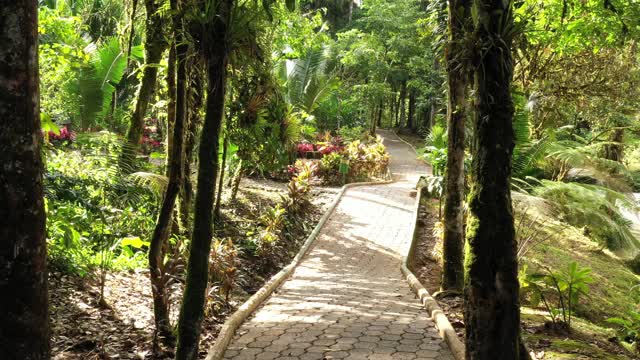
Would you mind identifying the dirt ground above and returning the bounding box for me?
[50,178,340,360]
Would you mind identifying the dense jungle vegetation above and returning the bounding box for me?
[1,0,640,359]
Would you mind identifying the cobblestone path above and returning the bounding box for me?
[223,130,453,360]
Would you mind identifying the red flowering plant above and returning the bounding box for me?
[316,135,345,156]
[296,142,314,155]
[45,125,76,145]
[140,118,163,154]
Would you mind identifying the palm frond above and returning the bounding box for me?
[128,172,169,198]
[532,180,640,252]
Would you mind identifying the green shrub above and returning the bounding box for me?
[626,254,640,275]
[520,262,593,329]
[607,310,640,353]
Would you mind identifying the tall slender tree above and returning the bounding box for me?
[441,0,471,291]
[0,1,50,358]
[148,0,189,344]
[463,0,525,357]
[120,0,167,171]
[175,0,235,358]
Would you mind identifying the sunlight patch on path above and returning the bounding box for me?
[222,130,453,360]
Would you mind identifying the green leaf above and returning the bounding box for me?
[120,236,149,249]
[41,113,60,135]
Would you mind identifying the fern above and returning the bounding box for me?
[532,180,639,252]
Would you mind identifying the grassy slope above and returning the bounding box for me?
[520,206,640,359]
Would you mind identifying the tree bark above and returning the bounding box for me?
[399,80,407,127]
[214,135,229,222]
[120,0,167,172]
[175,1,234,358]
[166,43,177,175]
[603,128,624,162]
[407,87,417,132]
[441,0,471,292]
[180,66,204,233]
[230,159,244,201]
[463,0,523,357]
[0,1,50,358]
[149,0,187,344]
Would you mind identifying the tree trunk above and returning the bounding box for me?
[175,1,234,358]
[603,128,624,163]
[214,136,229,222]
[407,87,417,132]
[166,43,177,175]
[376,100,383,128]
[399,80,407,127]
[464,0,523,357]
[120,0,167,172]
[441,0,471,292]
[149,0,187,344]
[230,159,244,201]
[0,1,50,358]
[180,66,204,233]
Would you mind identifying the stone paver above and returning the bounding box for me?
[223,130,453,360]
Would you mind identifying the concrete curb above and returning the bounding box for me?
[205,178,394,360]
[401,183,466,360]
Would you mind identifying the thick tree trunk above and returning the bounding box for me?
[175,1,234,358]
[463,0,523,358]
[376,100,383,128]
[441,0,470,292]
[149,0,187,344]
[0,1,50,358]
[120,0,167,172]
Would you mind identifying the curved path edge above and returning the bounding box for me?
[401,189,465,360]
[205,177,393,360]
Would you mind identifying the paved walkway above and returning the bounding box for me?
[223,130,453,360]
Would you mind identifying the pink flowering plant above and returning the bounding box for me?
[140,118,163,154]
[45,125,76,145]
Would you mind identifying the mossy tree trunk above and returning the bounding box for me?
[0,1,50,358]
[180,66,204,233]
[463,0,525,358]
[120,0,167,171]
[148,0,188,344]
[166,43,177,175]
[175,1,234,358]
[441,0,471,292]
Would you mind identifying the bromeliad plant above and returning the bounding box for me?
[208,238,240,310]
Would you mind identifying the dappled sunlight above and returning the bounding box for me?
[222,132,451,359]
